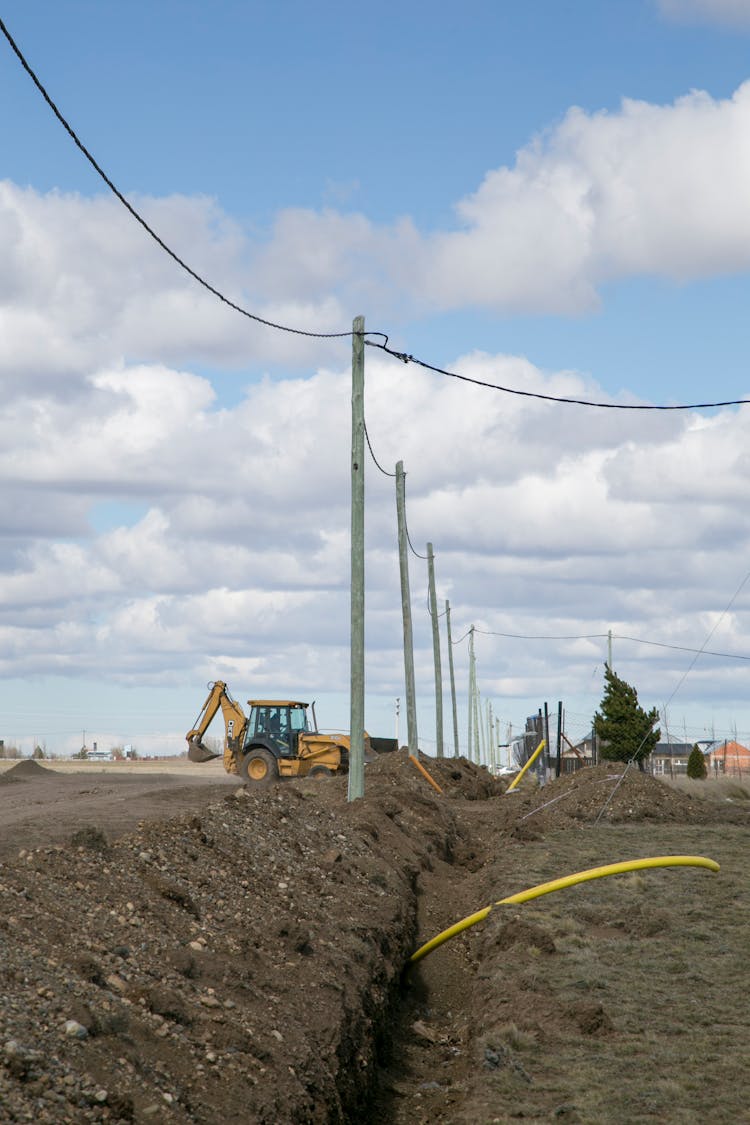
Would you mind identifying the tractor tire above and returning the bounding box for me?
[308,765,334,779]
[240,748,278,785]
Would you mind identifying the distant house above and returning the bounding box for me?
[650,742,701,776]
[86,747,112,762]
[704,740,750,778]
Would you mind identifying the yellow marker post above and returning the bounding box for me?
[408,754,444,795]
[409,855,719,965]
[506,739,546,792]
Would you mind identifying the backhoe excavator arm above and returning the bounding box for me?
[186,681,247,774]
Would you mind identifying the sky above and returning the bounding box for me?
[3,0,750,758]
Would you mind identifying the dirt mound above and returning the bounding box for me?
[366,749,506,800]
[0,761,456,1123]
[507,763,749,830]
[0,758,53,783]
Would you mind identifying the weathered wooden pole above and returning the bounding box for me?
[445,600,459,757]
[473,652,481,764]
[396,461,418,756]
[347,315,365,802]
[467,625,475,761]
[427,543,444,758]
[555,700,563,777]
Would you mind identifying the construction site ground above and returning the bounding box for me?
[0,753,748,1124]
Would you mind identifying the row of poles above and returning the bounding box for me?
[348,317,502,800]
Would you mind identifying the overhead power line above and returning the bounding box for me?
[0,17,388,346]
[4,13,750,415]
[470,626,750,662]
[366,340,750,412]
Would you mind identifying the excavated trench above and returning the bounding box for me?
[2,755,747,1123]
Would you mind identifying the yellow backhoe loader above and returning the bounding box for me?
[186,681,363,784]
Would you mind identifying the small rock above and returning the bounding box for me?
[63,1020,88,1040]
[94,1089,108,1104]
[411,1020,438,1044]
[270,1029,283,1041]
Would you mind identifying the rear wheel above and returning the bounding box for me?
[240,748,278,785]
[308,765,334,779]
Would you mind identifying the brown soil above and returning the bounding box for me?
[0,754,747,1124]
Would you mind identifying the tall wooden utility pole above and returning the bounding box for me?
[467,625,475,762]
[608,629,613,669]
[348,315,365,802]
[396,462,418,756]
[427,543,444,758]
[473,660,481,763]
[445,600,459,757]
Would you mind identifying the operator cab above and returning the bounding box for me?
[246,701,310,757]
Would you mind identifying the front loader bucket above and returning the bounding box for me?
[187,739,221,763]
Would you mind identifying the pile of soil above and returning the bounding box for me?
[0,753,747,1124]
[500,762,750,836]
[0,755,455,1123]
[0,758,53,783]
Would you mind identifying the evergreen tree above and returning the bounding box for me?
[594,665,660,772]
[686,743,708,780]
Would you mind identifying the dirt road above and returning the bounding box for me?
[0,759,237,860]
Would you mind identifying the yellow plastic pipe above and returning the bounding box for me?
[506,738,546,792]
[409,854,719,965]
[409,754,444,795]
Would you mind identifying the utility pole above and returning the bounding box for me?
[467,625,475,762]
[445,600,459,757]
[348,315,365,802]
[555,700,563,777]
[427,543,444,758]
[607,629,613,669]
[396,461,418,757]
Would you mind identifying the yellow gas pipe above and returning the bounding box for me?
[409,855,719,965]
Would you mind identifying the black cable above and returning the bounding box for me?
[367,340,750,411]
[450,628,472,646]
[474,628,609,641]
[615,634,750,662]
[472,626,750,661]
[401,472,428,559]
[0,18,391,346]
[363,420,397,477]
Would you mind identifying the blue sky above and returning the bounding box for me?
[3,0,750,758]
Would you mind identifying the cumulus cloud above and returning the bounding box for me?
[417,83,750,312]
[657,0,750,28]
[1,339,750,728]
[6,64,750,749]
[5,74,750,358]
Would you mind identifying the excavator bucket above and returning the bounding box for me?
[187,738,221,763]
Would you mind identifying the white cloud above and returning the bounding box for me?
[658,0,750,28]
[1,340,750,725]
[417,83,750,311]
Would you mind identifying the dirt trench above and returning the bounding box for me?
[1,756,748,1123]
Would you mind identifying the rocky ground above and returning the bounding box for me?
[0,754,747,1124]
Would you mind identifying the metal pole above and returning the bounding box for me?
[396,462,419,757]
[445,600,459,757]
[427,543,444,758]
[347,315,365,801]
[542,702,550,785]
[555,699,562,777]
